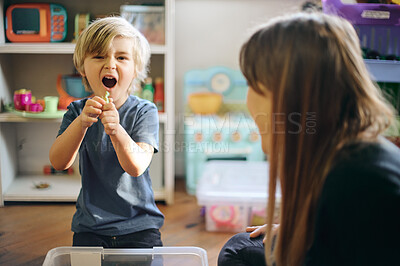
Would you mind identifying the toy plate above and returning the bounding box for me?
[5,104,66,119]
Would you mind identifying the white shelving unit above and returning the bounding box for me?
[0,0,175,206]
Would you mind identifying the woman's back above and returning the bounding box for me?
[306,138,400,266]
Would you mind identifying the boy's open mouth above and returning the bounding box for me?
[102,76,117,88]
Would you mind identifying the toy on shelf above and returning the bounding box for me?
[154,77,165,112]
[74,13,90,42]
[142,77,155,102]
[57,74,93,109]
[43,165,74,175]
[13,89,44,112]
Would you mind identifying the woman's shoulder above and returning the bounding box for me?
[332,137,400,173]
[324,137,400,196]
[310,138,400,265]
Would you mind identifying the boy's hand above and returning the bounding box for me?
[81,96,105,129]
[100,97,120,136]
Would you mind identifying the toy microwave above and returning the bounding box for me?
[5,3,67,42]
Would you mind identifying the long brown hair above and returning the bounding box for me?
[240,12,395,265]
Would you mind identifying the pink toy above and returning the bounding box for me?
[14,89,32,111]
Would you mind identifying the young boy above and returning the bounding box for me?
[49,17,164,248]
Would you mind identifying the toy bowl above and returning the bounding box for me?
[57,74,93,109]
[63,75,91,98]
[188,92,222,115]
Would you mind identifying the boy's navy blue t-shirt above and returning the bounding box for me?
[57,95,164,236]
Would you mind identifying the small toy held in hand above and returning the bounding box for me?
[103,91,110,103]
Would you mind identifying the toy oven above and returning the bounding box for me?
[6,3,67,43]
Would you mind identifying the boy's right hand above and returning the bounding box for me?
[80,96,106,129]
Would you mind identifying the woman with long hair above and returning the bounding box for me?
[218,12,400,266]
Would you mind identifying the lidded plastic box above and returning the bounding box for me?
[196,161,281,232]
[43,246,208,266]
[120,5,165,45]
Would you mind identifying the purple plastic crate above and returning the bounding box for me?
[322,0,400,25]
[322,0,400,56]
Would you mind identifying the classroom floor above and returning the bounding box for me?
[0,178,233,266]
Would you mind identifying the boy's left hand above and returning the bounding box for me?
[100,98,120,136]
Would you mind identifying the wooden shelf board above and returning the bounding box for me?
[0,43,166,55]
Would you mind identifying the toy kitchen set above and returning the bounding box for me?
[183,66,265,195]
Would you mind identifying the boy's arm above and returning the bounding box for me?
[49,115,87,170]
[109,124,154,177]
[49,97,104,170]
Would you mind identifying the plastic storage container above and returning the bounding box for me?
[120,5,165,45]
[43,246,208,266]
[196,161,281,232]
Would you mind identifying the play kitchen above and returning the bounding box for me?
[184,66,265,195]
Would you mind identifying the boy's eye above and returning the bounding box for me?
[117,56,127,60]
[93,55,104,59]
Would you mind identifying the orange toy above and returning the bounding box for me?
[57,74,93,109]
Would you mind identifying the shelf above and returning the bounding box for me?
[0,0,175,206]
[0,43,167,55]
[0,112,64,123]
[0,112,168,123]
[365,59,400,83]
[3,175,81,202]
[3,174,167,202]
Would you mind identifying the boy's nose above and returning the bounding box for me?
[105,58,116,69]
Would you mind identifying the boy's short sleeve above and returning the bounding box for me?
[57,100,85,137]
[120,96,159,153]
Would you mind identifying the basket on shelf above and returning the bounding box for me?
[322,0,400,141]
[322,0,400,59]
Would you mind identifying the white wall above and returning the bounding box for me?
[174,0,304,176]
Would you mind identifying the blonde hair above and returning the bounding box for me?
[73,16,151,92]
[240,12,395,265]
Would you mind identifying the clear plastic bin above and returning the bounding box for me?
[43,246,208,266]
[120,5,165,45]
[196,161,281,232]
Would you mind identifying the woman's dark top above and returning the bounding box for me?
[305,138,400,266]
